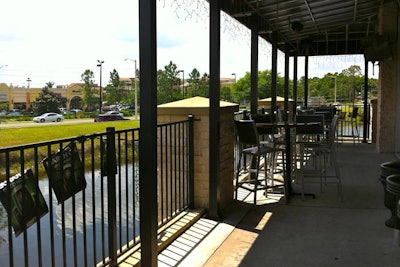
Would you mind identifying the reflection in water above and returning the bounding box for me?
[0,164,139,267]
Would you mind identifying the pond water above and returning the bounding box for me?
[0,165,139,267]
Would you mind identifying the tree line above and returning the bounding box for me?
[32,61,378,115]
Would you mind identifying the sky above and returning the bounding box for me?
[0,0,378,88]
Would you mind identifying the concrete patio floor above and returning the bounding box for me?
[159,143,400,267]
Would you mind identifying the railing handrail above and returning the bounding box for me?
[0,117,194,267]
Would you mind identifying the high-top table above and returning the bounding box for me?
[256,121,321,201]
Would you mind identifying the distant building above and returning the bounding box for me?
[307,96,327,107]
[0,76,234,111]
[0,83,88,111]
[219,77,235,89]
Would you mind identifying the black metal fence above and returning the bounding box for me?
[0,117,194,267]
[335,103,371,142]
[235,104,372,143]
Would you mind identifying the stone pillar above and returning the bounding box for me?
[377,1,399,152]
[157,96,239,210]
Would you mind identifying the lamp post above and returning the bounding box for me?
[26,77,31,89]
[231,73,236,83]
[329,75,337,104]
[124,58,138,119]
[97,60,104,112]
[177,70,184,98]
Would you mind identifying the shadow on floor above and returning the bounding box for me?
[200,143,400,267]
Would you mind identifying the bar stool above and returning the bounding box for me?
[234,119,285,204]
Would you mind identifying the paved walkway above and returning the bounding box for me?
[169,143,400,267]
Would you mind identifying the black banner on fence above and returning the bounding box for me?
[43,142,86,204]
[0,169,49,236]
[101,138,117,177]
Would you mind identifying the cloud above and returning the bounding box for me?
[0,32,22,42]
[0,0,377,88]
[158,33,184,48]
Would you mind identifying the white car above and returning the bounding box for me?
[105,110,124,117]
[33,113,64,123]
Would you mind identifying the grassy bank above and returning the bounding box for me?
[0,120,140,148]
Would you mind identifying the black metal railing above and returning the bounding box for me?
[0,116,194,267]
[232,104,372,183]
[335,103,371,142]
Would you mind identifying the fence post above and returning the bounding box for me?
[106,127,117,266]
[188,115,195,209]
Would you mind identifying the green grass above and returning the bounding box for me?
[0,120,140,148]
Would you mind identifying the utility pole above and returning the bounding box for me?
[125,58,138,119]
[97,60,104,112]
[329,75,337,104]
[27,77,31,89]
[178,70,184,98]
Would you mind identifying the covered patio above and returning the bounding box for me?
[138,0,399,266]
[159,143,400,266]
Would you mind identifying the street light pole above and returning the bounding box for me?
[27,77,31,89]
[97,60,104,112]
[134,60,138,118]
[125,58,138,119]
[231,73,236,83]
[178,70,184,98]
[329,75,337,104]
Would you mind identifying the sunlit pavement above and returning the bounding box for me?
[163,143,400,267]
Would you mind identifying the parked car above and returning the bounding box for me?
[94,114,128,122]
[118,105,135,111]
[69,109,83,114]
[105,110,124,116]
[7,109,22,116]
[33,113,64,123]
[61,109,75,114]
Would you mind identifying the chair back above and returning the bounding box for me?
[295,114,325,135]
[276,109,286,122]
[250,114,277,135]
[314,106,336,123]
[298,109,315,115]
[350,106,359,119]
[234,120,259,146]
[326,114,339,145]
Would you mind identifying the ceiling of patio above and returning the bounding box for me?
[221,0,389,57]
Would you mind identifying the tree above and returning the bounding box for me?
[232,70,285,105]
[340,65,363,103]
[45,82,55,89]
[197,73,209,98]
[157,61,182,104]
[220,86,232,101]
[80,69,96,111]
[0,102,8,112]
[31,84,61,115]
[296,65,376,103]
[186,68,200,97]
[185,69,209,98]
[104,69,124,105]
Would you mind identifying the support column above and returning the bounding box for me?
[209,0,221,220]
[293,53,298,117]
[363,60,369,143]
[377,1,398,152]
[304,55,309,109]
[250,14,259,115]
[271,31,278,118]
[139,0,158,265]
[284,43,290,122]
